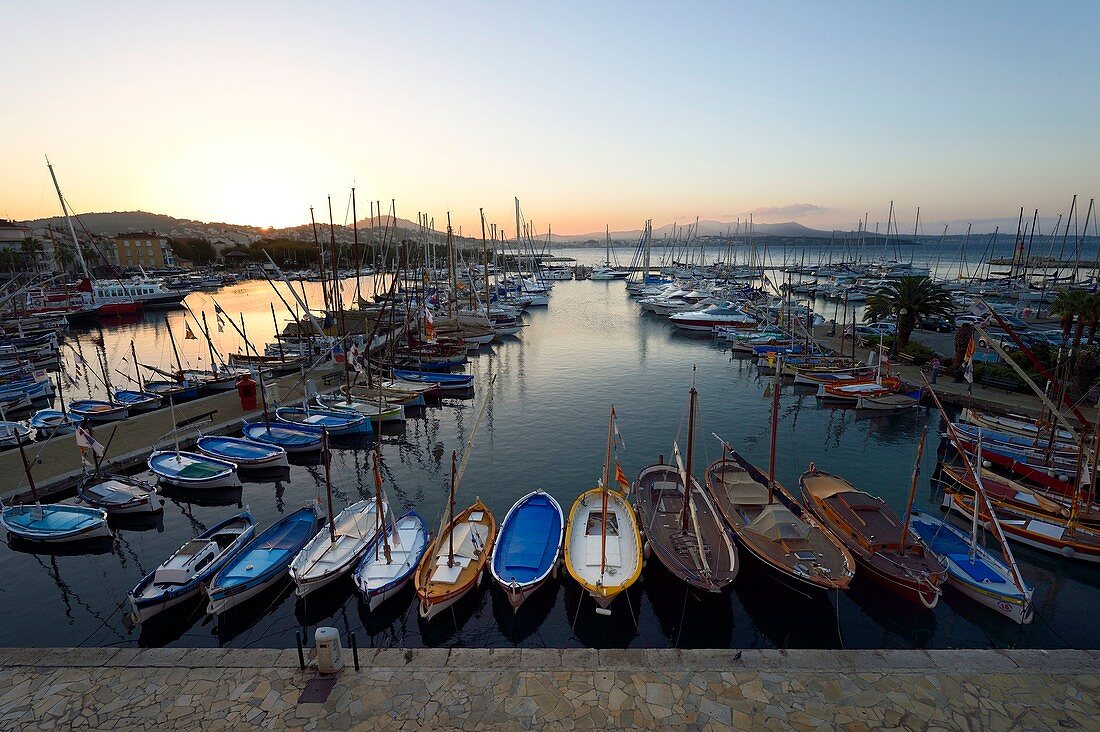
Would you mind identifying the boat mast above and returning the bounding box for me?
[767,355,781,504]
[16,436,41,505]
[352,187,362,307]
[45,158,92,281]
[323,428,336,544]
[481,209,491,318]
[448,450,457,568]
[201,312,218,375]
[270,304,286,364]
[682,371,697,531]
[164,319,185,379]
[898,426,928,552]
[130,340,144,391]
[600,405,614,575]
[373,447,391,562]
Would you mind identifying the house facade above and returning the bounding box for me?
[112,233,176,269]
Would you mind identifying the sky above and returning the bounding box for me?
[3,1,1099,236]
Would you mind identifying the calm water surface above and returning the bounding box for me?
[3,274,1098,651]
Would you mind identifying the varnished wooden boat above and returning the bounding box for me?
[940,464,1100,526]
[799,467,946,608]
[414,499,496,620]
[705,451,854,591]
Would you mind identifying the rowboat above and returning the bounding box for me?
[113,390,162,412]
[289,499,386,597]
[800,467,946,608]
[206,504,325,615]
[414,499,496,620]
[0,420,34,448]
[939,464,1092,524]
[196,435,289,469]
[128,512,256,623]
[953,423,1076,457]
[228,352,308,375]
[815,378,901,403]
[29,409,83,437]
[148,450,242,490]
[241,420,323,453]
[855,393,920,411]
[391,369,473,391]
[68,399,129,423]
[345,384,427,408]
[960,408,1074,443]
[275,406,372,436]
[144,380,202,401]
[907,509,1033,624]
[563,407,643,614]
[314,395,406,422]
[489,490,564,610]
[1,503,111,543]
[77,473,163,515]
[705,449,854,591]
[354,511,430,611]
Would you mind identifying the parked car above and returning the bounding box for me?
[916,316,954,333]
[953,314,989,327]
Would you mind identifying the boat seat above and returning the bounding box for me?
[716,469,770,505]
[586,534,621,567]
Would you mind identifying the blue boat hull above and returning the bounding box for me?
[489,491,564,609]
[196,435,289,468]
[275,407,372,436]
[241,421,323,453]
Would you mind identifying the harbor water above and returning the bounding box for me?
[1,261,1098,652]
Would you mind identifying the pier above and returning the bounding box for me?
[1,646,1094,729]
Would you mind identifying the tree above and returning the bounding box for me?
[1050,289,1088,345]
[863,276,956,348]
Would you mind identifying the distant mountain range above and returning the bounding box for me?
[556,220,835,243]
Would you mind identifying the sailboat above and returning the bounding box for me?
[353,450,429,611]
[414,386,497,620]
[589,226,630,280]
[289,431,386,597]
[563,406,643,614]
[636,378,738,592]
[113,341,162,413]
[30,375,84,437]
[705,355,853,592]
[147,397,241,489]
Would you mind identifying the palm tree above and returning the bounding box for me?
[1083,292,1100,344]
[1050,289,1088,345]
[863,276,956,349]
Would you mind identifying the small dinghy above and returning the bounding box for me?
[196,435,289,469]
[490,490,564,610]
[206,504,324,615]
[392,369,473,391]
[77,473,163,515]
[29,409,83,437]
[275,406,372,436]
[290,499,386,597]
[241,420,322,453]
[148,450,242,489]
[128,511,256,623]
[315,395,406,422]
[68,399,129,423]
[144,380,202,401]
[113,390,162,412]
[0,421,33,448]
[354,511,429,611]
[1,503,111,543]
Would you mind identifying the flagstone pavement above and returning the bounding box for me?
[0,646,1095,730]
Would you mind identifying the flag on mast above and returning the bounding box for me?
[611,406,626,450]
[614,461,631,492]
[75,426,105,467]
[184,324,198,340]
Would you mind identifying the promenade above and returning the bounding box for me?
[1,646,1095,730]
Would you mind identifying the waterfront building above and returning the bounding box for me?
[112,233,176,269]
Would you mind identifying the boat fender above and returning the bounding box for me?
[643,541,652,561]
[1062,546,1075,558]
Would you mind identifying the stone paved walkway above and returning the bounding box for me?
[0,647,1096,730]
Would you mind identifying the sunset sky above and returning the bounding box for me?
[3,2,1098,236]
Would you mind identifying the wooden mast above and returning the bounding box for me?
[600,405,614,575]
[448,450,457,568]
[164,319,185,381]
[323,427,336,544]
[201,312,217,376]
[481,209,491,319]
[682,370,697,531]
[352,187,362,307]
[130,340,144,391]
[767,355,781,504]
[898,427,927,552]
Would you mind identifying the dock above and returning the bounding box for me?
[0,646,1094,729]
[1,368,341,502]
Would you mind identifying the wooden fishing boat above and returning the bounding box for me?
[196,435,289,469]
[705,450,854,591]
[290,499,386,597]
[563,407,643,613]
[354,511,430,611]
[314,394,406,422]
[952,434,1078,478]
[790,367,875,386]
[815,378,901,403]
[241,420,322,453]
[953,423,1077,457]
[855,393,920,411]
[206,504,324,614]
[143,380,202,401]
[490,490,564,610]
[942,491,1100,564]
[0,420,34,448]
[77,473,163,515]
[960,408,1074,443]
[908,509,1033,624]
[414,498,496,620]
[228,351,308,375]
[128,511,256,623]
[275,406,372,436]
[939,464,1098,525]
[1,503,111,543]
[29,409,83,437]
[113,390,162,412]
[148,450,242,490]
[67,399,129,423]
[392,369,473,391]
[635,378,738,593]
[345,384,427,408]
[799,467,946,608]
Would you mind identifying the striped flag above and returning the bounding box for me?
[614,461,631,492]
[611,406,626,450]
[963,336,975,384]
